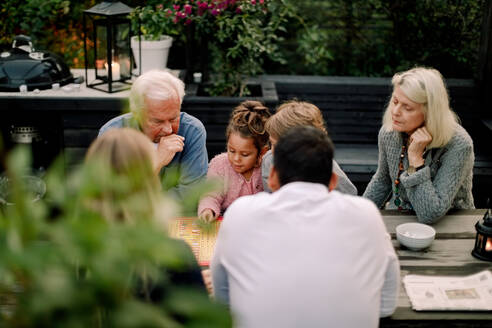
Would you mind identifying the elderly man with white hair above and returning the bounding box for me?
[99,70,208,200]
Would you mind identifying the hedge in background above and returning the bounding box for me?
[277,0,484,78]
[0,0,485,79]
[0,0,151,69]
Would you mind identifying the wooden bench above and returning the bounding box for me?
[1,75,490,207]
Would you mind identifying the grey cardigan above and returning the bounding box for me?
[261,150,358,195]
[363,125,474,224]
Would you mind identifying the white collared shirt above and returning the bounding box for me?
[212,182,400,328]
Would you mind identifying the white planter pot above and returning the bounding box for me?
[131,35,173,73]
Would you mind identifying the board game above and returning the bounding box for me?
[168,217,222,266]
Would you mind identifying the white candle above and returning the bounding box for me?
[104,61,120,80]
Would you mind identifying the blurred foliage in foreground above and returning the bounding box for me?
[0,146,231,327]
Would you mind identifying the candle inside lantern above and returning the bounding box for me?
[118,54,131,76]
[104,61,120,80]
[486,238,492,252]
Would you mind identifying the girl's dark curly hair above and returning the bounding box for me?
[226,100,271,152]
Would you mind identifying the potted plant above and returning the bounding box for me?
[204,0,293,96]
[129,5,177,73]
[145,0,294,96]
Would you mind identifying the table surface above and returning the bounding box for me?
[0,69,179,100]
[379,209,492,326]
[192,209,491,326]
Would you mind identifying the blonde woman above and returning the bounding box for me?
[86,127,170,224]
[85,128,209,299]
[261,100,357,195]
[363,67,474,224]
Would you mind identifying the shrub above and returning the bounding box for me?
[279,0,484,78]
[0,146,231,327]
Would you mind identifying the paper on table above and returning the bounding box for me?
[168,217,222,266]
[403,270,492,311]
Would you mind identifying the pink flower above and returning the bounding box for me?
[173,4,181,11]
[260,0,264,3]
[251,0,256,4]
[184,4,192,15]
[157,4,163,9]
[236,6,242,14]
[211,8,219,15]
[185,18,192,25]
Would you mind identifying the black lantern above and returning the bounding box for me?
[83,1,133,93]
[472,209,492,261]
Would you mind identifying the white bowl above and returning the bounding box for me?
[396,223,436,251]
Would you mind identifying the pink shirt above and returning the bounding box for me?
[198,153,264,217]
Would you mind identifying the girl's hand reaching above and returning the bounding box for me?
[199,209,217,222]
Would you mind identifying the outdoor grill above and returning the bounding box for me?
[0,35,75,91]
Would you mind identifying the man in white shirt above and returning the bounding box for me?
[211,126,400,328]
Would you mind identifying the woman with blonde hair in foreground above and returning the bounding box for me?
[85,127,169,224]
[85,128,211,300]
[363,67,474,224]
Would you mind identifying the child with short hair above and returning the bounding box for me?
[262,100,357,195]
[198,101,271,222]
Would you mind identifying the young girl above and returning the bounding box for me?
[198,100,271,222]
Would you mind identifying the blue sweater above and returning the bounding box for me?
[99,112,208,200]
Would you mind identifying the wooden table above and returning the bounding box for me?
[380,209,492,327]
[173,210,492,326]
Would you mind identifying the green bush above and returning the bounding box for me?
[129,4,180,41]
[0,146,231,327]
[0,0,484,78]
[0,1,152,68]
[278,0,484,78]
[204,0,294,96]
[127,1,294,96]
[0,0,89,68]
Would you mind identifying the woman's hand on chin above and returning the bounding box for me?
[408,127,432,166]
